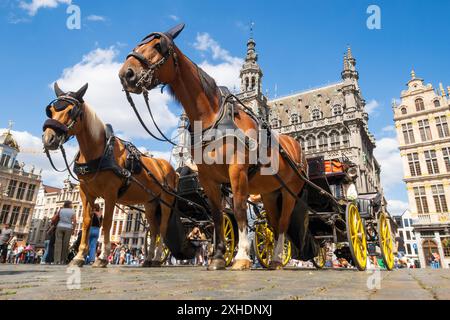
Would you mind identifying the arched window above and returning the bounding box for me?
[245,77,249,91]
[330,131,340,149]
[251,77,255,90]
[415,98,425,111]
[290,113,299,125]
[312,109,321,121]
[318,133,328,151]
[342,130,350,147]
[401,107,407,115]
[333,105,343,116]
[434,100,441,108]
[306,135,316,152]
[299,137,306,151]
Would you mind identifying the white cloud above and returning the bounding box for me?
[382,125,395,133]
[1,128,79,188]
[54,46,178,140]
[387,199,409,216]
[374,137,404,191]
[193,33,243,90]
[365,99,380,114]
[169,14,179,21]
[86,14,106,22]
[19,0,71,16]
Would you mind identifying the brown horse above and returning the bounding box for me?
[42,82,178,267]
[119,24,315,270]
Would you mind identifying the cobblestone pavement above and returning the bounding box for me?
[0,264,449,300]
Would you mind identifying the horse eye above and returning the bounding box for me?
[154,43,161,53]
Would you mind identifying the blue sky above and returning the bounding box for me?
[1,0,449,214]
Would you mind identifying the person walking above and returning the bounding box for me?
[86,204,103,264]
[42,216,57,264]
[53,201,76,265]
[0,223,13,263]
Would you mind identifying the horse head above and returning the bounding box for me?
[42,82,88,150]
[119,23,185,94]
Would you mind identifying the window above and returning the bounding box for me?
[407,153,421,176]
[112,221,117,235]
[271,118,280,128]
[290,113,299,125]
[333,105,343,116]
[435,116,449,138]
[9,206,20,226]
[134,213,142,232]
[414,187,429,214]
[126,213,133,232]
[402,123,415,144]
[418,119,432,141]
[342,131,350,147]
[19,208,30,226]
[0,154,11,167]
[424,150,440,174]
[7,180,17,198]
[431,185,448,213]
[406,244,411,255]
[25,185,36,202]
[401,107,407,115]
[118,221,123,236]
[434,100,441,108]
[403,219,410,227]
[442,148,450,172]
[442,238,450,257]
[16,182,27,200]
[415,98,425,111]
[330,131,340,149]
[1,205,11,224]
[306,136,316,153]
[311,109,321,121]
[318,134,328,151]
[406,231,411,240]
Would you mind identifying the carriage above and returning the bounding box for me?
[252,156,395,271]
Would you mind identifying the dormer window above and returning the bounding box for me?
[434,100,441,108]
[291,113,300,125]
[271,118,280,128]
[401,107,407,115]
[333,105,343,116]
[415,98,425,111]
[312,109,321,121]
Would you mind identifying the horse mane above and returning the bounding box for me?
[83,102,106,143]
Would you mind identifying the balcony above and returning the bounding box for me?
[414,213,450,225]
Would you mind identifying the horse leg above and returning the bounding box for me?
[155,194,175,266]
[69,188,93,267]
[142,201,159,267]
[201,181,226,271]
[229,165,251,271]
[271,189,297,270]
[93,199,115,268]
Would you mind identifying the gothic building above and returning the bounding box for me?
[237,38,382,195]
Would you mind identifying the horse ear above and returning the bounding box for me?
[54,82,64,97]
[75,83,88,101]
[165,23,185,40]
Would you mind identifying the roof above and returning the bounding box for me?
[0,130,20,151]
[44,185,61,194]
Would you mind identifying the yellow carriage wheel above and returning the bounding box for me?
[254,222,292,268]
[312,245,327,269]
[223,214,236,267]
[346,203,367,271]
[145,229,170,264]
[378,213,395,271]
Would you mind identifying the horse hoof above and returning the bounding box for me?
[69,258,84,268]
[207,259,226,271]
[268,261,283,270]
[92,259,108,268]
[231,259,252,271]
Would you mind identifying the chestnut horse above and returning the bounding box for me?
[119,24,316,270]
[42,83,178,267]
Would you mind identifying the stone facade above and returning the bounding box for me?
[0,125,41,243]
[393,71,450,268]
[237,40,382,195]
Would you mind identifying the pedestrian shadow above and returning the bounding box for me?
[0,270,50,276]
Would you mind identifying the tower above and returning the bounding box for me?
[0,121,20,169]
[237,27,269,120]
[171,113,192,169]
[341,46,363,112]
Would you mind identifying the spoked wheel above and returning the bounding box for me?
[346,203,367,271]
[223,214,237,267]
[254,222,292,268]
[145,229,170,264]
[378,213,395,271]
[312,244,327,269]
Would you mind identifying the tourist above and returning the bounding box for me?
[0,223,13,263]
[86,203,103,264]
[113,243,121,265]
[119,246,126,265]
[395,233,406,258]
[53,201,76,265]
[42,216,57,264]
[188,226,206,265]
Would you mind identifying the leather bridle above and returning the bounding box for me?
[125,32,179,90]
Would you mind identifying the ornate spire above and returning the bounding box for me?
[343,53,349,72]
[439,83,445,97]
[411,68,416,80]
[7,120,14,134]
[347,45,353,60]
